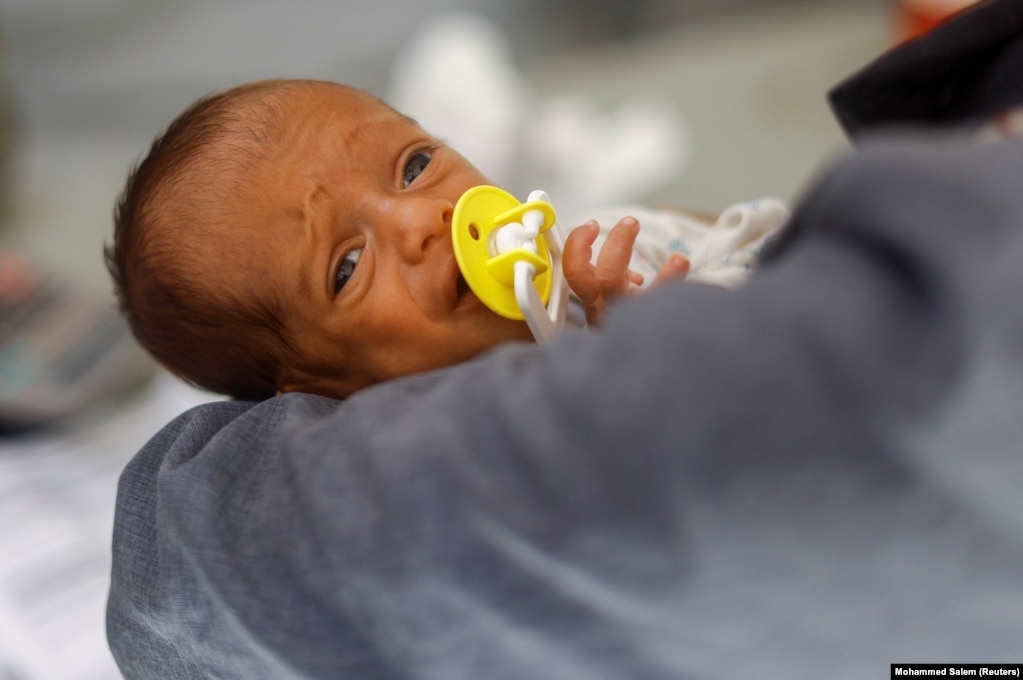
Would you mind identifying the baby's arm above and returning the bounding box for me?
[562,216,690,327]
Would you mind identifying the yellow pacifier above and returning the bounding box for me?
[452,185,568,343]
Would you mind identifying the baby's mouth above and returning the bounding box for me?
[456,273,471,300]
[454,271,481,311]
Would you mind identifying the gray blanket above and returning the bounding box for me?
[107,132,1023,678]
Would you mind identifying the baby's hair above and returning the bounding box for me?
[106,79,318,401]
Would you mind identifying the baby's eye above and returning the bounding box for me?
[403,151,432,188]
[334,248,362,294]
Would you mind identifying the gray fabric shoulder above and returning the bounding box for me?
[107,136,1023,678]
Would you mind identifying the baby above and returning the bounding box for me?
[106,78,779,402]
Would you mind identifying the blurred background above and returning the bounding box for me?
[0,0,901,291]
[0,0,936,677]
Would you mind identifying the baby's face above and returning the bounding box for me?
[228,83,533,397]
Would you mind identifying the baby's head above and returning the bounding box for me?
[107,79,532,401]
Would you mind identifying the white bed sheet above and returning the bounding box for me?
[0,374,214,680]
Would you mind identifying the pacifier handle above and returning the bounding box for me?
[451,185,568,343]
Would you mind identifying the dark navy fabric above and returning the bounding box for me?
[107,134,1023,678]
[829,0,1023,136]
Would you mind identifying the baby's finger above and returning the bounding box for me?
[593,217,640,296]
[651,253,691,287]
[563,221,601,305]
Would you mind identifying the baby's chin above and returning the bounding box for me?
[470,314,536,348]
[283,317,535,399]
[406,318,535,378]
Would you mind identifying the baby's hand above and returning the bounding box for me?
[563,217,690,327]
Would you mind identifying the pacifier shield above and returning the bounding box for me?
[451,185,554,320]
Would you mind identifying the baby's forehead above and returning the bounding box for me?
[206,82,398,157]
[231,83,427,190]
[268,81,407,124]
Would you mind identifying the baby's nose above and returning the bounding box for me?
[395,196,453,262]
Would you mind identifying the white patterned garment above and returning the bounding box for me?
[560,198,789,290]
